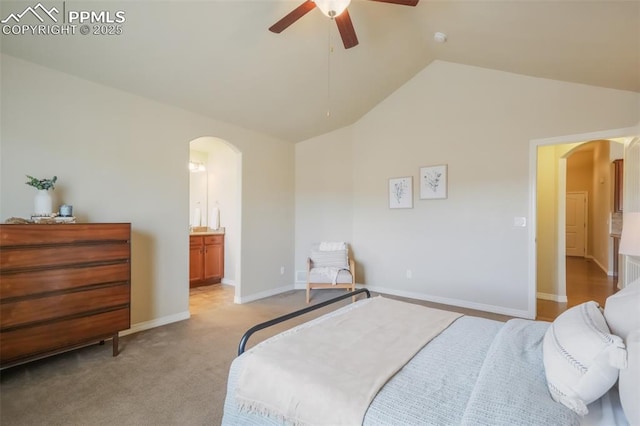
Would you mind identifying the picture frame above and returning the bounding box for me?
[389,176,413,209]
[420,164,448,200]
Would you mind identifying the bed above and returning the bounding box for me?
[223,283,639,426]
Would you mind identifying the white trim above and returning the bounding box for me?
[296,282,530,317]
[221,278,236,286]
[557,159,568,297]
[536,292,568,303]
[121,311,191,336]
[529,126,639,320]
[235,284,294,304]
[364,285,531,319]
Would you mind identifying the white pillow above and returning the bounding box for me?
[310,249,348,269]
[604,277,640,339]
[619,328,640,425]
[543,301,627,415]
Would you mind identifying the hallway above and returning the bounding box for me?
[537,257,617,321]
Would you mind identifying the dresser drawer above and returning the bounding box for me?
[1,284,130,329]
[204,235,223,245]
[0,243,129,270]
[0,308,130,364]
[0,224,130,245]
[1,263,130,299]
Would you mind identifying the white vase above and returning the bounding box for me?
[34,189,52,216]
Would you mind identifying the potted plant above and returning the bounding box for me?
[26,175,57,216]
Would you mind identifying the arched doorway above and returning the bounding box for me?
[189,136,242,305]
[531,128,636,320]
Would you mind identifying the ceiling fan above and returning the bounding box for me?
[269,0,419,49]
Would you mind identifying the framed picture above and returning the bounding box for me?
[389,177,413,209]
[420,165,447,200]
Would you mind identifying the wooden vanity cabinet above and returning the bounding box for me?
[189,234,224,287]
[0,223,131,368]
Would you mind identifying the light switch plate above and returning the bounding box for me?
[513,217,527,227]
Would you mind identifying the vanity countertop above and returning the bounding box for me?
[190,227,225,236]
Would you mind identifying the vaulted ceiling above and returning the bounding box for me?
[1,0,638,142]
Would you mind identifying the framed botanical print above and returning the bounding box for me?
[420,165,447,200]
[389,176,413,209]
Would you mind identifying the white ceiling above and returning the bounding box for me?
[1,0,638,143]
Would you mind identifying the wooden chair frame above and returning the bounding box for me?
[306,257,356,304]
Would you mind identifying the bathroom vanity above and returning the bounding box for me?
[189,230,224,287]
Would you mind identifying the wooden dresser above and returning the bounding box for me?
[0,223,131,368]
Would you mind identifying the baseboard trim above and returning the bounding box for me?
[221,278,235,286]
[235,284,294,304]
[537,292,568,303]
[586,255,609,276]
[122,311,191,336]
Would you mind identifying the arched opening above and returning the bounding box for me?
[188,136,242,307]
[530,128,636,321]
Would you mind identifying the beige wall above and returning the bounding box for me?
[296,61,639,317]
[294,126,355,283]
[536,145,564,297]
[0,54,295,328]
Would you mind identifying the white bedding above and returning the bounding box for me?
[235,297,461,425]
[222,299,628,426]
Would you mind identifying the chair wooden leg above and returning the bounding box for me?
[306,285,310,304]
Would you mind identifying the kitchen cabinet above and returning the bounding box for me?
[190,234,224,287]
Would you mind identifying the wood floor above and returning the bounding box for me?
[536,256,617,321]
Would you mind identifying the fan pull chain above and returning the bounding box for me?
[327,19,332,118]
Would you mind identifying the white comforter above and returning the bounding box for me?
[223,303,591,425]
[234,297,461,425]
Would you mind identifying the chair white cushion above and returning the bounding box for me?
[309,268,353,284]
[619,328,640,425]
[542,301,627,415]
[603,277,640,340]
[310,249,348,269]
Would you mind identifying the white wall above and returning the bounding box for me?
[295,126,355,283]
[0,54,295,328]
[296,60,639,317]
[205,138,240,286]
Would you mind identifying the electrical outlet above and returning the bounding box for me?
[280,266,285,275]
[406,269,412,279]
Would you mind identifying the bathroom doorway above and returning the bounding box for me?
[188,136,242,309]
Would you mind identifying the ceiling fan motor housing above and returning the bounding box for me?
[314,0,351,18]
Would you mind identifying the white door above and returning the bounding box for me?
[566,192,587,257]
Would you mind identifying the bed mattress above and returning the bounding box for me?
[223,305,584,425]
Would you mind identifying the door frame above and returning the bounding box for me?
[565,191,588,258]
[528,125,639,319]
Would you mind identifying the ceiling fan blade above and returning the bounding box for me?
[367,0,419,6]
[269,1,317,33]
[335,9,359,49]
